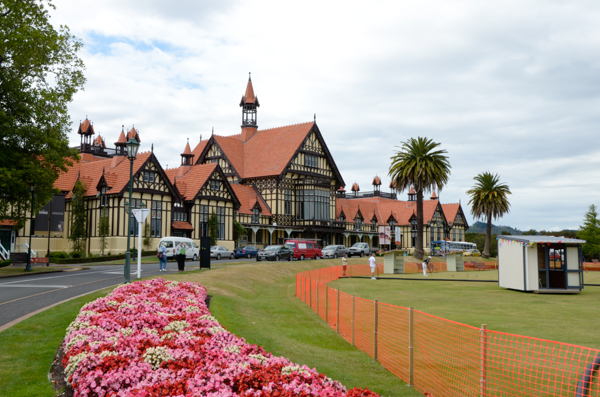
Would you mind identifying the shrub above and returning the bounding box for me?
[49,251,69,259]
[0,259,12,268]
[70,251,85,259]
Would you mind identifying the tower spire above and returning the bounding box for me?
[240,73,260,143]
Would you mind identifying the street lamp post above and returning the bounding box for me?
[124,138,139,283]
[25,186,34,272]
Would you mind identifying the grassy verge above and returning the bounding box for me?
[0,288,114,397]
[0,257,420,396]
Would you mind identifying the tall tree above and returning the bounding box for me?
[208,213,219,246]
[577,204,600,261]
[388,137,451,260]
[69,180,87,252]
[97,209,109,256]
[0,0,85,227]
[466,172,511,258]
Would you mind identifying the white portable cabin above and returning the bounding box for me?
[498,236,586,293]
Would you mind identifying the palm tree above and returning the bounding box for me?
[388,137,451,260]
[466,172,511,258]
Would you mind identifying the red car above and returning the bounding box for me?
[284,239,322,260]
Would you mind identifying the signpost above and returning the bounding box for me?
[132,208,150,279]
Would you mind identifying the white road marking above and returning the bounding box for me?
[0,284,71,288]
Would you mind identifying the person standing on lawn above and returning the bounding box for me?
[157,243,167,272]
[369,252,377,280]
[175,242,186,272]
[422,256,431,277]
[342,254,348,276]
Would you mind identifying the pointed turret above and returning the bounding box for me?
[351,182,360,197]
[240,73,260,143]
[181,138,194,166]
[78,116,95,152]
[408,187,416,202]
[430,191,438,200]
[372,175,381,195]
[115,126,127,156]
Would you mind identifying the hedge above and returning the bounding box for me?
[50,250,157,265]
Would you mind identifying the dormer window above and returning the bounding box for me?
[371,222,377,232]
[389,220,396,227]
[100,187,108,207]
[210,180,221,191]
[354,217,362,231]
[252,207,260,224]
[339,215,346,222]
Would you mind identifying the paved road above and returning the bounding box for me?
[0,257,255,330]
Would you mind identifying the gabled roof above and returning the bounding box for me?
[78,118,95,135]
[54,152,155,198]
[191,139,209,162]
[336,196,446,226]
[230,184,272,216]
[165,163,218,201]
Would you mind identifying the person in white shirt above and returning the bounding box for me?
[342,255,348,276]
[369,253,377,280]
[422,256,431,277]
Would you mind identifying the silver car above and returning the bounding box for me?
[210,246,234,260]
[321,245,347,259]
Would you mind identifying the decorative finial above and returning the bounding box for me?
[151,143,154,153]
[122,125,124,132]
[200,134,202,142]
[249,72,251,81]
[314,113,316,122]
[102,166,105,175]
[211,127,214,136]
[187,137,189,144]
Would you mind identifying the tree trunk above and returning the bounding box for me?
[483,213,492,258]
[415,189,424,260]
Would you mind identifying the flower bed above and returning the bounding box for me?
[63,278,378,396]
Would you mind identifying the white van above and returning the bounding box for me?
[158,237,199,261]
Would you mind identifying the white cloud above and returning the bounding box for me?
[50,0,600,231]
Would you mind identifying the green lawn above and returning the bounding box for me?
[331,269,600,349]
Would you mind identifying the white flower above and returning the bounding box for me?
[65,334,89,350]
[281,365,310,376]
[184,305,200,312]
[224,345,241,354]
[143,346,173,370]
[66,320,89,334]
[249,354,267,364]
[64,352,88,379]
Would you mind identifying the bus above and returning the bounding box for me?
[431,241,478,256]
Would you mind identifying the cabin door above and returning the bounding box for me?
[537,244,582,290]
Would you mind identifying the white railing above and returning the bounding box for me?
[0,242,8,261]
[18,243,37,258]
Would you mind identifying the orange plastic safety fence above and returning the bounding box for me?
[377,302,410,381]
[353,296,375,359]
[297,264,600,396]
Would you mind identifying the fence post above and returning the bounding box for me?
[325,286,329,323]
[351,295,355,346]
[336,289,340,333]
[480,324,487,397]
[316,282,320,316]
[408,306,414,387]
[309,279,312,309]
[374,300,378,361]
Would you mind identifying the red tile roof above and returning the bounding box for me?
[78,118,95,135]
[230,184,272,216]
[0,219,17,226]
[165,163,218,201]
[94,135,105,147]
[127,127,141,143]
[172,221,194,230]
[241,77,258,105]
[336,197,442,226]
[430,191,438,199]
[191,140,208,164]
[181,141,192,155]
[116,131,127,144]
[54,152,153,198]
[441,203,461,223]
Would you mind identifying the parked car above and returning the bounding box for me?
[210,246,235,260]
[463,249,481,257]
[284,239,322,260]
[256,245,293,261]
[321,245,347,259]
[158,237,200,261]
[234,245,259,259]
[347,242,370,257]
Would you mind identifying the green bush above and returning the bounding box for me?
[48,251,69,259]
[0,259,12,268]
[70,251,85,259]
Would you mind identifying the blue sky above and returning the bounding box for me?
[51,0,600,231]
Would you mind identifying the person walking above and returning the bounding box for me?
[342,254,348,277]
[158,243,168,272]
[176,242,186,272]
[422,256,431,277]
[369,252,377,280]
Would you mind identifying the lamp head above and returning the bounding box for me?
[126,138,140,160]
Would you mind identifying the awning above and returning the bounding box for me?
[172,221,194,230]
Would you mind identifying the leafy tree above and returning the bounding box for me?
[577,204,600,261]
[388,137,451,260]
[69,180,87,252]
[467,172,511,258]
[232,219,247,245]
[208,213,219,246]
[465,232,498,257]
[0,0,85,227]
[522,229,538,236]
[97,209,109,256]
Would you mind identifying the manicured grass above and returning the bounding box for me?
[0,288,114,397]
[331,269,600,349]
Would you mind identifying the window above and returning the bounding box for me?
[339,215,346,222]
[100,187,108,207]
[389,220,396,227]
[210,180,221,191]
[151,201,161,237]
[216,207,225,240]
[252,207,260,224]
[305,154,318,168]
[199,205,209,237]
[295,189,328,220]
[371,222,377,232]
[452,228,456,241]
[284,189,292,215]
[354,217,362,231]
[143,171,155,183]
[128,198,142,236]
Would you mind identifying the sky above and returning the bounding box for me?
[48,0,600,232]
